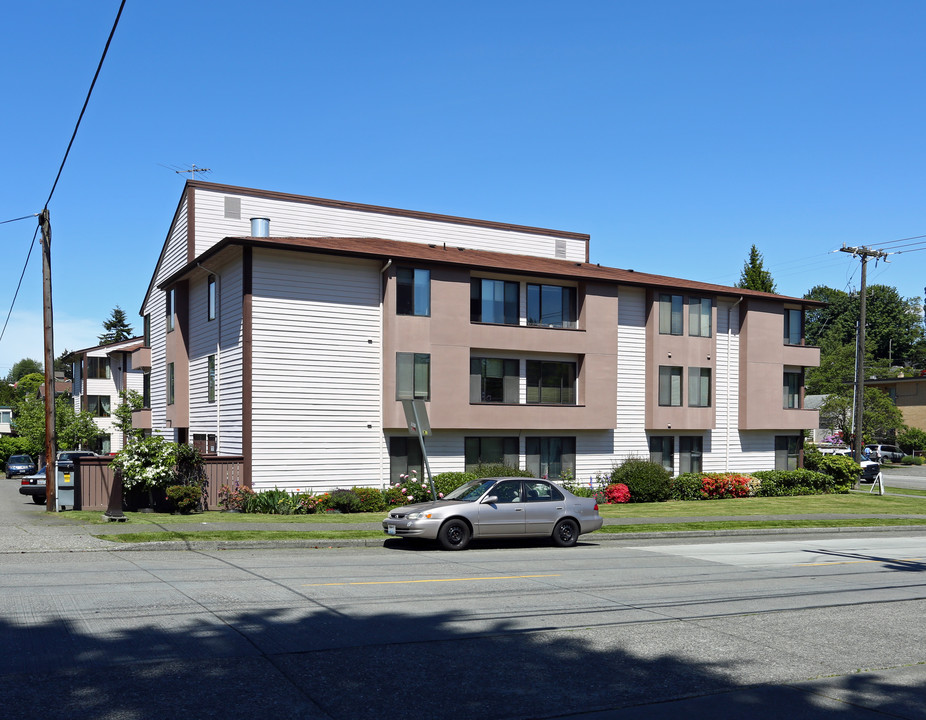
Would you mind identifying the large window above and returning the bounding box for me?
[207,275,217,321]
[396,353,430,400]
[88,357,110,379]
[784,308,802,345]
[470,358,519,403]
[464,437,519,472]
[389,437,422,483]
[783,371,802,409]
[688,367,711,407]
[396,268,430,316]
[658,366,682,406]
[689,297,712,337]
[86,395,111,418]
[526,361,576,404]
[659,294,684,335]
[471,278,519,325]
[208,355,216,403]
[526,436,575,480]
[679,436,703,474]
[167,363,175,406]
[649,436,674,474]
[527,284,577,328]
[775,436,801,470]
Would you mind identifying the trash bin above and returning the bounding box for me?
[56,465,75,511]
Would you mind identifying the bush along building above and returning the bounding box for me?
[136,181,821,493]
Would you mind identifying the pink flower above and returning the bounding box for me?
[421,484,427,489]
[438,492,444,498]
[411,470,417,475]
[407,496,414,501]
[401,488,407,494]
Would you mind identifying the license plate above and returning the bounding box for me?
[387,525,396,535]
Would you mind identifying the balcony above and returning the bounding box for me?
[131,346,151,371]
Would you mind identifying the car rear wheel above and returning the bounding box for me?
[438,519,471,550]
[33,496,46,505]
[552,518,579,547]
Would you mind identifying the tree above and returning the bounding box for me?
[112,390,145,445]
[6,358,42,383]
[99,306,134,344]
[820,387,906,445]
[11,395,102,456]
[735,245,777,293]
[55,348,75,380]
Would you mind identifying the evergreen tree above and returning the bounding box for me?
[6,358,42,383]
[734,245,777,293]
[99,306,134,344]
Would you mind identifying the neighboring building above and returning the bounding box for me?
[71,337,146,455]
[866,375,926,434]
[0,406,12,435]
[137,181,821,492]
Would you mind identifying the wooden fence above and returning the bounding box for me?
[75,456,246,512]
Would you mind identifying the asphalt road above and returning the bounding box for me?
[2,530,926,718]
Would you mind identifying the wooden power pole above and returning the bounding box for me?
[39,210,57,511]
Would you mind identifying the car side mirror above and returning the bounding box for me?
[482,495,498,504]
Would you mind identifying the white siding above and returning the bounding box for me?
[194,188,587,263]
[144,289,170,440]
[613,287,648,460]
[157,197,189,286]
[250,249,384,491]
[709,299,743,472]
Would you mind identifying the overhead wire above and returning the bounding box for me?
[0,226,40,346]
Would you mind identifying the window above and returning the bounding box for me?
[688,367,711,407]
[524,480,564,502]
[783,371,802,409]
[167,363,175,406]
[90,434,111,455]
[207,275,217,321]
[784,308,802,345]
[389,437,422,482]
[775,436,800,470]
[208,355,216,403]
[527,284,577,328]
[0,409,11,424]
[649,436,674,474]
[87,395,111,418]
[658,366,682,406]
[142,373,151,409]
[166,288,175,332]
[193,433,217,455]
[396,268,430,316]
[143,314,151,347]
[526,436,575,480]
[679,436,703,474]
[396,353,430,400]
[470,358,519,403]
[471,278,518,325]
[88,357,111,379]
[689,297,712,337]
[464,437,519,472]
[526,361,576,404]
[659,294,683,335]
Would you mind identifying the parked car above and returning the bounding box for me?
[860,460,881,482]
[383,477,603,550]
[56,450,97,471]
[18,467,48,504]
[865,445,905,463]
[5,454,36,478]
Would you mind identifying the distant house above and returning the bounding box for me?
[71,337,146,455]
[866,375,926,434]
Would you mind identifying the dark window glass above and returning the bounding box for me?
[527,284,577,328]
[470,358,519,403]
[525,436,576,480]
[658,366,682,406]
[207,275,217,321]
[649,436,674,474]
[783,371,801,409]
[688,367,711,407]
[471,278,518,325]
[396,268,431,316]
[784,308,802,345]
[526,361,576,404]
[464,437,519,472]
[390,437,423,483]
[689,297,712,337]
[775,436,800,470]
[679,436,703,474]
[659,294,683,335]
[396,353,430,400]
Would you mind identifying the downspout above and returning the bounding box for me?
[725,297,743,472]
[197,263,221,454]
[379,259,392,487]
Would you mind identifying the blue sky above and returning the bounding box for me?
[2,1,924,377]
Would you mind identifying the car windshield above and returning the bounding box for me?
[10,455,30,463]
[442,479,498,502]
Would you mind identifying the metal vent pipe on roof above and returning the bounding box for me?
[250,217,270,237]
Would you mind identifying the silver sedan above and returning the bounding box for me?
[382,477,603,550]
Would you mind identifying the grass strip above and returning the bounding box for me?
[94,529,384,543]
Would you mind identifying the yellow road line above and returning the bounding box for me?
[798,557,921,567]
[304,574,561,587]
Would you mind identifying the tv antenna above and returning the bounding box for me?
[160,163,212,180]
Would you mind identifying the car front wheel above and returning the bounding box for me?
[552,518,579,547]
[438,519,471,550]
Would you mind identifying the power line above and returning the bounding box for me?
[0,213,38,226]
[44,0,126,209]
[0,226,40,346]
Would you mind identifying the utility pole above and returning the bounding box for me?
[839,244,889,465]
[38,210,57,511]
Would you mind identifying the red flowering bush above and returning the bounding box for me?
[700,474,751,500]
[604,483,631,504]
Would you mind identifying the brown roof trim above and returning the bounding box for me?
[186,180,591,245]
[71,336,146,356]
[160,235,821,305]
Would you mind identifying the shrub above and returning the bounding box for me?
[471,463,534,478]
[391,470,433,504]
[901,455,925,466]
[699,473,751,500]
[322,489,362,513]
[670,473,704,501]
[433,471,477,496]
[752,469,835,496]
[165,485,202,514]
[218,482,255,512]
[351,487,386,513]
[604,483,631,503]
[111,436,177,490]
[251,488,296,514]
[291,492,319,514]
[610,457,672,503]
[803,451,858,492]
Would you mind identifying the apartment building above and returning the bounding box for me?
[71,337,146,454]
[136,181,820,492]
